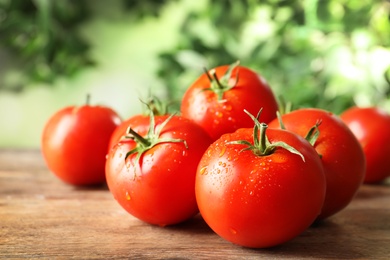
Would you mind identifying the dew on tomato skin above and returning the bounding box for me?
[227,116,235,123]
[215,111,224,118]
[229,228,237,235]
[125,191,131,201]
[219,146,227,157]
[199,166,208,175]
[223,104,232,111]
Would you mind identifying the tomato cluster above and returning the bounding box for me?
[41,62,389,249]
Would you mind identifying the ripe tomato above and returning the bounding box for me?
[268,108,366,220]
[106,114,213,226]
[340,106,390,183]
[195,113,326,248]
[181,61,279,141]
[41,100,121,186]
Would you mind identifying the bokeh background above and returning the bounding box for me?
[0,0,389,148]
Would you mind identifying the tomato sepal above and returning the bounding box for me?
[227,109,305,161]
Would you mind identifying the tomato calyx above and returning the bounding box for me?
[203,61,240,100]
[140,95,170,116]
[277,111,322,146]
[304,120,322,146]
[124,113,188,174]
[228,109,305,161]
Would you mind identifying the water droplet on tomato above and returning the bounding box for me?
[219,146,227,157]
[229,228,237,235]
[223,104,232,111]
[215,111,223,118]
[125,191,131,201]
[199,166,208,175]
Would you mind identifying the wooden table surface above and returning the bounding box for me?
[1,149,389,259]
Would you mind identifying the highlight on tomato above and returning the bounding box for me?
[268,108,366,220]
[41,95,122,186]
[181,61,279,141]
[105,112,213,226]
[340,106,390,184]
[195,110,326,248]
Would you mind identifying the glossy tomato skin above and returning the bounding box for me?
[181,65,278,141]
[340,107,390,183]
[41,105,121,186]
[268,108,366,220]
[106,115,213,226]
[195,128,326,248]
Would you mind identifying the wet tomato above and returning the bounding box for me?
[196,111,326,248]
[268,108,366,220]
[106,114,213,226]
[181,61,279,141]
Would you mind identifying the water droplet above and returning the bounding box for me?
[215,111,223,118]
[230,228,237,235]
[219,146,227,157]
[199,166,208,175]
[223,104,232,111]
[125,191,131,201]
[118,153,123,158]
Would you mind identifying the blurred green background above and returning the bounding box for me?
[0,0,389,148]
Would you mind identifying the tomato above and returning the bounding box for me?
[340,106,390,183]
[195,113,326,248]
[268,108,366,220]
[41,99,121,186]
[106,114,213,226]
[181,61,279,141]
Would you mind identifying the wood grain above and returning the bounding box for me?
[1,149,389,259]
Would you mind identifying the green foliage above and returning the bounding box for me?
[0,0,94,89]
[0,0,389,114]
[158,0,390,113]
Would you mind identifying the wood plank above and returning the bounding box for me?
[1,149,389,259]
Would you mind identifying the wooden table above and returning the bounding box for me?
[1,149,389,259]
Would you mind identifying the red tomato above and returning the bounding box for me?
[340,106,390,183]
[195,117,326,248]
[106,115,213,226]
[268,108,366,220]
[181,61,279,141]
[41,102,121,186]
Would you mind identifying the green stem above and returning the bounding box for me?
[259,123,268,154]
[127,128,151,147]
[86,93,91,106]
